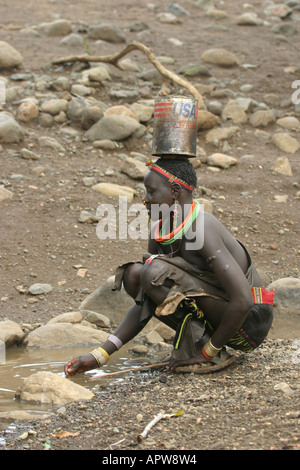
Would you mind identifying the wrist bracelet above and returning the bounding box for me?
[90,346,110,367]
[108,334,123,350]
[202,338,222,359]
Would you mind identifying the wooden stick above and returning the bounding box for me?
[137,409,184,441]
[88,361,167,380]
[52,41,204,108]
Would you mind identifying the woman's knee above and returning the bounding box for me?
[140,259,170,292]
[123,263,143,298]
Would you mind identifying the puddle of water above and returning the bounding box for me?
[0,342,151,431]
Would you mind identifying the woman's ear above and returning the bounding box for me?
[171,182,181,200]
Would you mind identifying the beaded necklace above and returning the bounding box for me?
[154,200,200,245]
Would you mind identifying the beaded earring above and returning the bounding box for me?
[173,199,179,231]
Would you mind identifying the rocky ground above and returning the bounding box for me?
[0,0,300,452]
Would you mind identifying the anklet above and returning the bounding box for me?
[202,338,222,359]
[90,346,110,367]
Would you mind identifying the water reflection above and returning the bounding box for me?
[0,342,146,418]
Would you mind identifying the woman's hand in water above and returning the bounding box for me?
[64,354,98,377]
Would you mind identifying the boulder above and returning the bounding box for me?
[15,371,94,405]
[0,320,25,347]
[79,276,133,326]
[81,310,111,328]
[23,322,109,348]
[267,278,300,339]
[47,311,83,324]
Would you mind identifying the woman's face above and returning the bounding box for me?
[143,171,174,221]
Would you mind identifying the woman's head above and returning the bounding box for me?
[143,158,197,220]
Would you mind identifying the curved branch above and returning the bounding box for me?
[52,41,204,108]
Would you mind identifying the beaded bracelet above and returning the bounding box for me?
[90,347,110,367]
[202,338,222,360]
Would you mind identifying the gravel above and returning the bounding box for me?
[1,338,299,451]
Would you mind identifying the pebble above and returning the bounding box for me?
[235,12,263,25]
[221,100,248,124]
[249,110,276,127]
[28,283,53,295]
[201,48,240,67]
[0,113,24,143]
[17,101,39,122]
[207,153,237,169]
[276,116,300,129]
[87,23,126,43]
[38,19,72,36]
[272,132,300,153]
[0,41,23,69]
[271,157,293,176]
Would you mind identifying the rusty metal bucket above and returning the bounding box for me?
[152,95,198,158]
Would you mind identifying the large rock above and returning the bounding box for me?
[0,41,23,69]
[0,112,24,143]
[0,320,25,347]
[85,114,140,141]
[47,311,83,324]
[267,278,300,339]
[23,323,109,348]
[15,371,94,405]
[79,276,134,326]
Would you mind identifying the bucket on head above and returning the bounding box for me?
[152,95,198,158]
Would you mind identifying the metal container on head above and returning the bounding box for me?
[152,95,198,158]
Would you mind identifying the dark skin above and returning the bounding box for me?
[64,170,261,377]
